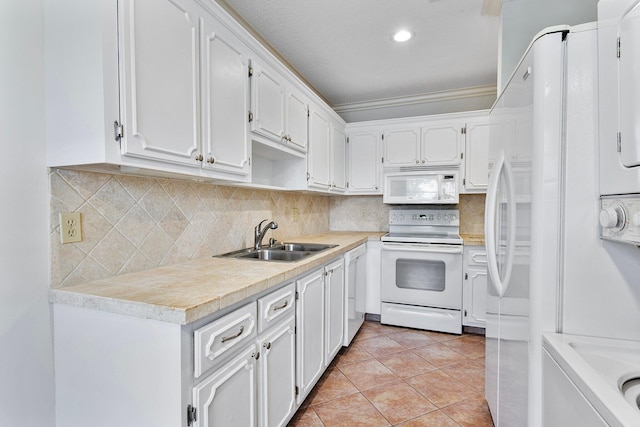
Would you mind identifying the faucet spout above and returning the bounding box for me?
[254,219,278,250]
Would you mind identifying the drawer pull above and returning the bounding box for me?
[221,325,244,343]
[273,300,289,311]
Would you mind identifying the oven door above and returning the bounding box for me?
[381,242,463,310]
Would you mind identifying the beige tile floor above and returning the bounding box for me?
[288,321,494,427]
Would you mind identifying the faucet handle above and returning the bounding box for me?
[256,219,268,231]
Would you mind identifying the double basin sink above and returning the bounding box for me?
[218,242,337,262]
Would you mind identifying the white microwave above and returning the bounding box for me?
[383,170,459,204]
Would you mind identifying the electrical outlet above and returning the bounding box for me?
[292,208,300,222]
[60,212,82,244]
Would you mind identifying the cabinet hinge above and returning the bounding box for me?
[114,121,124,142]
[306,173,310,181]
[295,291,299,300]
[465,272,468,280]
[295,386,299,396]
[248,66,253,77]
[381,157,384,164]
[346,137,349,144]
[248,157,251,166]
[346,182,349,189]
[463,178,466,186]
[187,404,197,426]
[307,107,310,118]
[461,126,467,135]
[381,133,384,140]
[617,132,622,152]
[248,111,254,123]
[617,37,621,59]
[464,309,468,317]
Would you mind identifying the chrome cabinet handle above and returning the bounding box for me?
[273,300,288,311]
[422,159,426,163]
[252,351,260,360]
[264,342,271,350]
[221,325,244,343]
[207,157,215,164]
[195,154,204,162]
[415,159,419,164]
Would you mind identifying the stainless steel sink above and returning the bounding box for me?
[271,242,337,252]
[236,249,310,261]
[216,242,337,262]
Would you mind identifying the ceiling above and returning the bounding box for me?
[220,0,501,119]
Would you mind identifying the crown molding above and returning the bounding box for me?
[333,85,497,114]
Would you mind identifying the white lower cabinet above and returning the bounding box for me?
[462,246,487,328]
[192,344,259,427]
[295,267,326,403]
[53,255,351,427]
[325,257,345,365]
[296,257,345,403]
[258,316,296,427]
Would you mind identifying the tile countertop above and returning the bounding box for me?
[49,232,383,325]
[461,234,485,246]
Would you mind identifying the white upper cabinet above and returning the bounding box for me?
[381,121,463,168]
[119,0,200,167]
[307,106,332,190]
[330,122,347,193]
[200,14,251,177]
[382,128,421,167]
[463,117,493,192]
[285,86,310,152]
[250,59,308,154]
[250,60,286,143]
[46,0,252,182]
[421,122,464,166]
[346,131,382,194]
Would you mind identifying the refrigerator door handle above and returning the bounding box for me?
[485,153,516,297]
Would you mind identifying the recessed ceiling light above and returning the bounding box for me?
[392,30,413,43]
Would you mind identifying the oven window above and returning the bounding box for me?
[395,259,445,291]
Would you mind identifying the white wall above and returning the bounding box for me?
[499,0,598,91]
[0,0,55,425]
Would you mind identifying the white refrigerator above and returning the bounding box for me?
[484,24,599,427]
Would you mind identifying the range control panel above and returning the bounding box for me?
[389,208,459,226]
[600,195,640,245]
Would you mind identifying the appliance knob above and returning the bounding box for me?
[599,206,625,229]
[633,212,640,227]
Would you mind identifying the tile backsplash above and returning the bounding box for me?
[50,169,329,288]
[330,194,486,235]
[50,169,485,288]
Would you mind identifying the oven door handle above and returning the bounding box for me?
[381,243,463,255]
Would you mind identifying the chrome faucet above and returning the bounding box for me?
[254,219,278,250]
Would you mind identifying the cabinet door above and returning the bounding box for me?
[307,107,331,189]
[463,247,487,328]
[192,344,258,427]
[382,128,420,167]
[296,268,325,403]
[325,258,345,365]
[421,122,463,166]
[251,60,285,142]
[464,118,492,192]
[258,317,296,427]
[285,86,308,152]
[119,0,200,166]
[201,17,250,177]
[331,123,347,192]
[347,132,382,194]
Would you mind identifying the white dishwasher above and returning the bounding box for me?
[343,244,366,346]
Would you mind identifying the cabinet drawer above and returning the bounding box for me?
[258,282,295,333]
[465,247,487,267]
[194,302,257,378]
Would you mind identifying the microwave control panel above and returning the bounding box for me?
[600,195,640,245]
